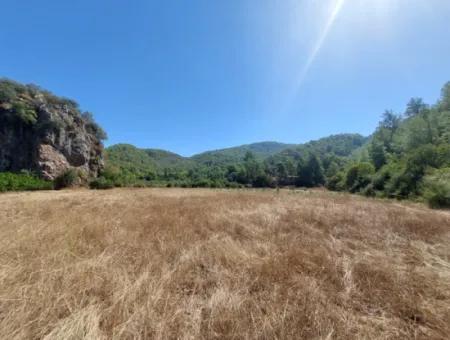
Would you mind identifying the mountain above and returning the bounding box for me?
[105,144,157,176]
[105,141,299,173]
[105,144,195,179]
[191,141,297,165]
[144,149,195,169]
[267,134,368,164]
[106,135,367,176]
[0,78,104,180]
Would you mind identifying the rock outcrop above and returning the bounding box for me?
[0,79,105,180]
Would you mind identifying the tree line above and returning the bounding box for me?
[1,78,449,208]
[98,82,450,208]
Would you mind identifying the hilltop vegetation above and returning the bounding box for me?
[104,135,365,189]
[192,141,296,165]
[0,79,106,141]
[0,78,105,186]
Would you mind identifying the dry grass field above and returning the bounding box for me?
[0,188,449,339]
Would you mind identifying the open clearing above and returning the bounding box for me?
[0,188,449,339]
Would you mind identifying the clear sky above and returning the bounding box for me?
[1,0,450,156]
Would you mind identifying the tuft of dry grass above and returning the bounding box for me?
[0,188,449,339]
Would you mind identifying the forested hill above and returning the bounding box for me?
[105,134,366,185]
[191,141,296,165]
[2,77,449,208]
[105,144,194,174]
[107,136,366,170]
[106,141,300,173]
[102,81,450,208]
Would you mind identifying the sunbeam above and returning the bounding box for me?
[294,0,346,90]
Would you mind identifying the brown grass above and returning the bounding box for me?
[0,188,449,339]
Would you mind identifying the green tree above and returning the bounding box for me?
[297,153,325,187]
[439,81,450,111]
[368,140,387,170]
[405,97,427,117]
[345,162,375,193]
[275,162,288,185]
[243,151,263,185]
[422,168,450,208]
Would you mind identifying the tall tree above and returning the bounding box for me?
[439,81,450,112]
[297,153,325,187]
[375,110,402,153]
[243,151,262,184]
[405,97,427,117]
[368,140,387,170]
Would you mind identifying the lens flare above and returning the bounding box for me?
[295,0,346,90]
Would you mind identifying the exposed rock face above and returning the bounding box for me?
[0,80,104,180]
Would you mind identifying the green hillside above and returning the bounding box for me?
[105,134,367,188]
[267,134,367,163]
[192,141,296,165]
[144,149,194,169]
[105,144,157,179]
[102,81,450,208]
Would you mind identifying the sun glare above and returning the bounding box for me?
[295,0,346,90]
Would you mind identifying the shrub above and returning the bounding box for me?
[422,168,450,208]
[89,177,115,190]
[0,172,53,192]
[253,174,275,188]
[0,79,21,102]
[225,181,242,189]
[345,162,375,193]
[192,179,211,188]
[90,165,140,189]
[12,102,37,125]
[326,171,345,191]
[81,112,108,140]
[54,169,78,189]
[362,183,376,197]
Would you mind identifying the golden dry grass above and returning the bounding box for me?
[0,188,449,339]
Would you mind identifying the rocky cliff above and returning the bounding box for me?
[0,79,105,180]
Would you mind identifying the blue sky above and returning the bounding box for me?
[1,0,450,156]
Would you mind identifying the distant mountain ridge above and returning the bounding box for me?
[106,134,367,173]
[191,141,297,165]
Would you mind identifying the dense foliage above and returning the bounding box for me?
[328,82,450,207]
[102,82,450,208]
[192,141,296,166]
[102,134,366,189]
[0,78,107,140]
[0,172,52,192]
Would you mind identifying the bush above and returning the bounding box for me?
[0,79,21,102]
[422,168,450,208]
[253,174,275,188]
[362,183,376,197]
[191,179,212,188]
[81,112,108,140]
[89,176,115,190]
[0,172,53,192]
[225,181,242,189]
[326,171,345,191]
[12,102,37,125]
[54,169,78,189]
[345,162,375,193]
